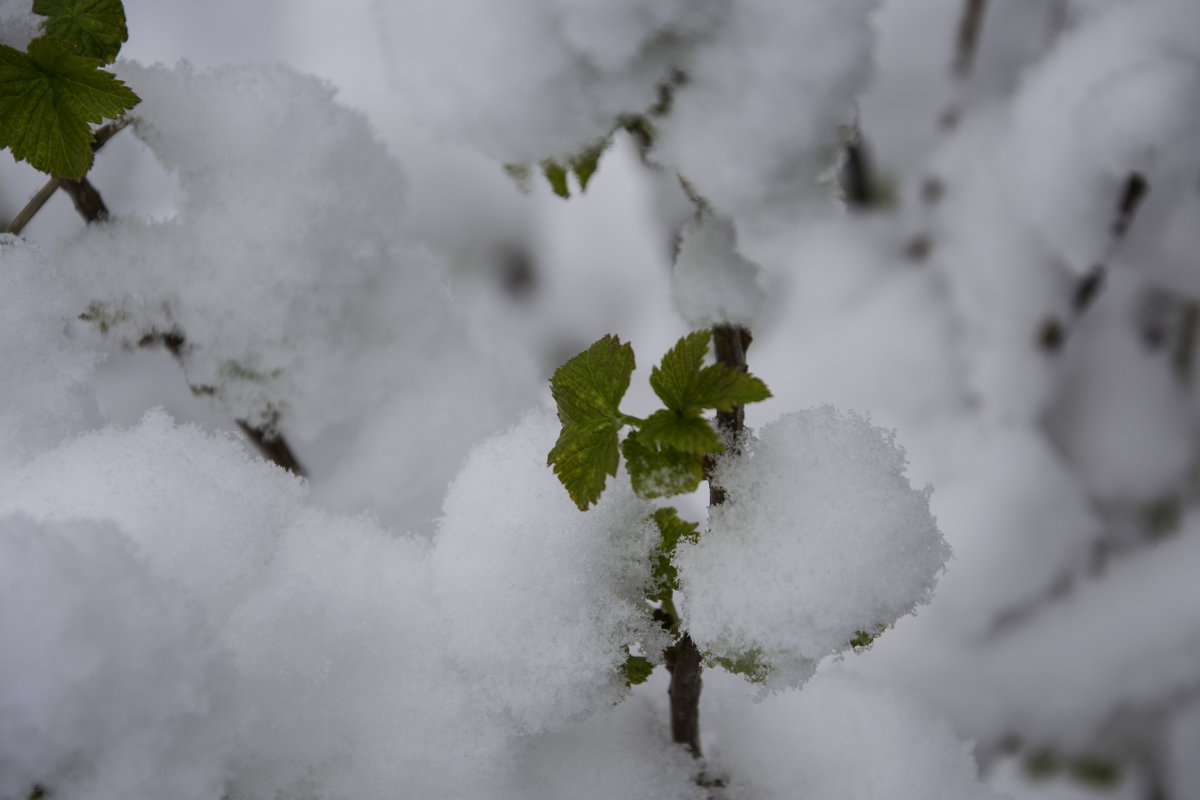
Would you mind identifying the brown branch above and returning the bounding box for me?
[1174,302,1199,385]
[60,177,109,223]
[132,331,307,477]
[668,634,704,757]
[952,0,989,78]
[237,421,308,477]
[666,323,753,760]
[6,118,131,235]
[6,179,60,235]
[1041,172,1151,354]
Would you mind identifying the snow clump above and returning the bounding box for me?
[377,0,876,224]
[433,408,666,733]
[676,406,949,689]
[57,61,477,441]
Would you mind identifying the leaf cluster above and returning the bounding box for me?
[547,330,769,511]
[547,330,770,687]
[507,69,689,198]
[0,0,139,178]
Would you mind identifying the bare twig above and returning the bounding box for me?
[6,179,60,235]
[237,422,309,476]
[952,0,989,78]
[6,117,131,235]
[1174,302,1199,385]
[32,119,310,478]
[1040,172,1151,353]
[665,323,753,760]
[60,177,110,223]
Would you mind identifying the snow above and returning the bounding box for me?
[676,407,949,689]
[700,668,1001,800]
[654,0,876,225]
[670,211,765,329]
[58,60,516,446]
[6,0,1200,795]
[0,237,101,468]
[0,514,236,800]
[433,409,665,733]
[378,0,874,225]
[1008,0,1200,295]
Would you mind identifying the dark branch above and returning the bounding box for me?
[237,421,308,477]
[667,323,753,760]
[60,177,109,223]
[6,118,131,235]
[953,0,989,78]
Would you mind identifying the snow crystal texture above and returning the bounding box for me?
[676,407,948,688]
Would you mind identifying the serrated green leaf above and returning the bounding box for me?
[651,330,771,413]
[708,648,771,683]
[34,0,129,63]
[0,38,138,178]
[621,654,654,686]
[650,507,698,601]
[690,365,771,411]
[639,408,723,455]
[650,330,712,411]
[548,419,622,511]
[550,335,635,425]
[540,158,569,198]
[547,335,635,510]
[622,430,703,500]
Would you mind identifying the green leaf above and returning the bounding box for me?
[621,653,654,686]
[34,0,129,63]
[650,507,699,601]
[622,431,703,499]
[0,38,138,178]
[651,330,771,414]
[568,138,608,192]
[849,623,888,650]
[547,335,635,510]
[540,158,569,198]
[548,419,622,511]
[708,648,770,683]
[503,162,532,193]
[689,364,771,412]
[638,408,723,455]
[650,330,712,411]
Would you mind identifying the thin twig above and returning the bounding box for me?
[5,117,132,235]
[952,0,989,78]
[1175,302,1199,385]
[1041,172,1151,353]
[237,421,308,477]
[60,177,109,223]
[666,324,752,760]
[6,179,60,235]
[37,117,309,478]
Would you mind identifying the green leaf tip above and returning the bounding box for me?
[621,654,654,687]
[637,408,723,456]
[568,138,608,192]
[34,0,130,64]
[708,648,771,683]
[547,334,635,510]
[652,330,771,415]
[649,507,699,601]
[0,37,139,178]
[540,158,569,198]
[849,623,888,650]
[623,431,703,499]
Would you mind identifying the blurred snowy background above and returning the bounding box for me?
[3,0,1200,798]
